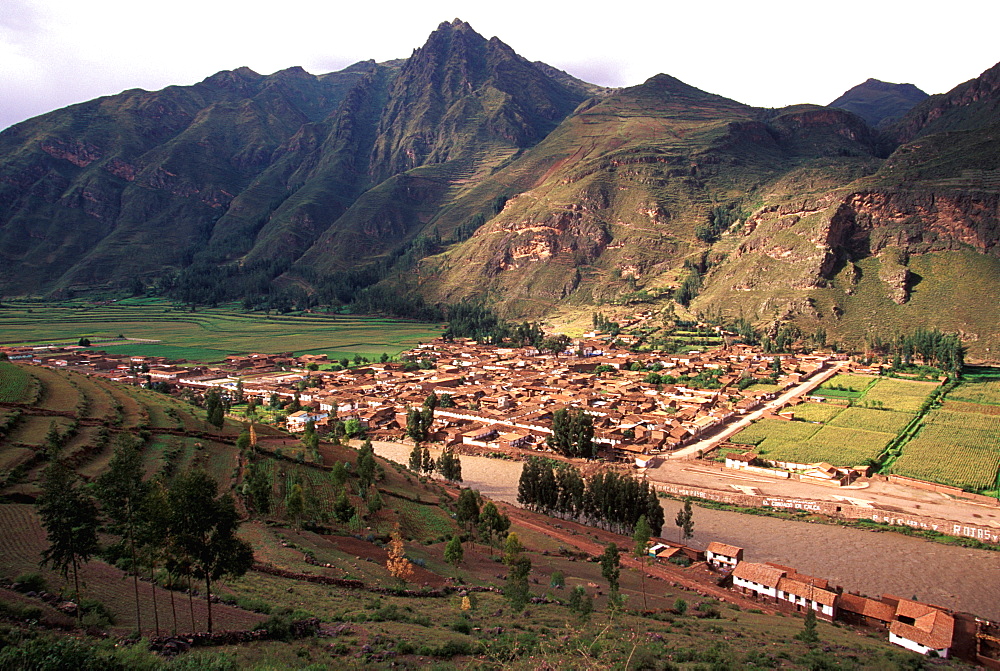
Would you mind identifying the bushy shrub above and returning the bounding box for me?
[13,572,47,593]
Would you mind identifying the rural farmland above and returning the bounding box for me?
[0,298,443,363]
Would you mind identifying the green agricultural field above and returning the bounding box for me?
[0,299,443,363]
[763,426,894,466]
[819,374,875,393]
[861,378,939,413]
[729,418,819,447]
[949,375,1000,406]
[891,378,1000,491]
[829,407,916,434]
[892,425,1000,491]
[0,362,32,403]
[789,401,845,423]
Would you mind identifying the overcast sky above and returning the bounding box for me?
[3,0,998,131]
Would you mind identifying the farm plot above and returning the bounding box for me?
[27,366,82,412]
[0,446,34,472]
[948,376,1000,406]
[829,407,915,434]
[862,378,939,412]
[4,415,73,446]
[729,419,819,447]
[763,426,893,467]
[892,427,1000,491]
[819,374,875,392]
[0,362,32,403]
[789,402,845,423]
[944,400,1000,416]
[69,374,117,420]
[3,300,443,362]
[926,409,1000,433]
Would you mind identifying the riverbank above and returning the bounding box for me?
[371,439,1000,620]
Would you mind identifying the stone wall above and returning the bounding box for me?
[652,482,1000,545]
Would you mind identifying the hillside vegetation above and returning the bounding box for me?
[0,364,956,668]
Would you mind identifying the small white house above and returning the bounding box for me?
[731,562,786,599]
[888,599,954,658]
[705,541,743,569]
[286,410,328,432]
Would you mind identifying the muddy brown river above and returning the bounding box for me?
[373,442,1000,620]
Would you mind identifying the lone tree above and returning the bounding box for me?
[501,532,531,611]
[168,470,254,633]
[386,524,414,587]
[95,435,148,631]
[437,449,463,482]
[36,461,100,623]
[600,542,622,608]
[477,501,510,555]
[204,389,225,429]
[444,535,464,575]
[632,514,652,610]
[408,441,424,472]
[455,489,480,534]
[674,499,694,543]
[796,608,819,644]
[356,439,377,491]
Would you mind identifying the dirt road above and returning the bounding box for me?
[668,360,849,459]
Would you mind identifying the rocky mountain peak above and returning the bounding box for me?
[828,78,928,128]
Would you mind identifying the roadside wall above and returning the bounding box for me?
[651,482,1000,545]
[880,474,1000,506]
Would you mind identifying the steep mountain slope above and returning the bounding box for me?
[829,78,928,128]
[0,20,590,299]
[695,63,1000,358]
[419,75,883,316]
[0,65,374,294]
[290,19,591,276]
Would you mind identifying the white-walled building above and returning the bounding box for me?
[705,542,743,569]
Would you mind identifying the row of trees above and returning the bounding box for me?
[547,408,595,458]
[517,458,665,536]
[36,436,253,633]
[872,328,966,375]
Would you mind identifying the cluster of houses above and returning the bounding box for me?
[6,337,849,462]
[699,541,957,658]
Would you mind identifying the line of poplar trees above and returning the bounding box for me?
[35,435,253,634]
[517,457,665,536]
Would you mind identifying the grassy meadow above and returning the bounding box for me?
[0,298,443,363]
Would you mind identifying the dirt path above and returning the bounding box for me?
[500,504,778,614]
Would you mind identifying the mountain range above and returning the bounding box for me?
[1,19,998,359]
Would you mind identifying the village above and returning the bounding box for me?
[9,334,1000,662]
[4,333,856,464]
